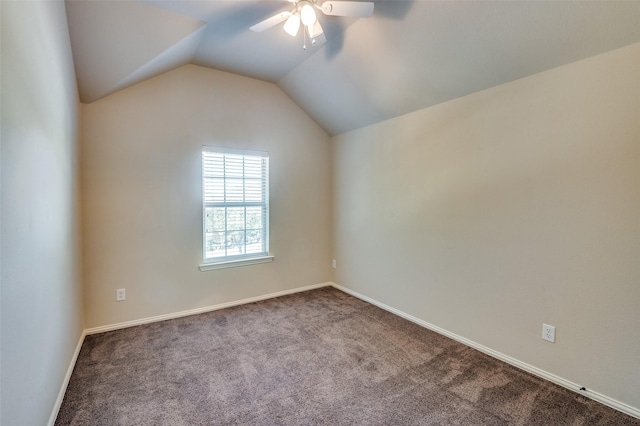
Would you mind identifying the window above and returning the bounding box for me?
[200,147,271,270]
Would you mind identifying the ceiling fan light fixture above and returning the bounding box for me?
[300,3,317,26]
[307,19,324,39]
[283,13,301,36]
[250,1,374,49]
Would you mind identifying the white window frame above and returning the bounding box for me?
[199,146,273,271]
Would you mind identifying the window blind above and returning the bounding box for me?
[202,147,269,263]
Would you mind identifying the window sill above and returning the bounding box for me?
[199,255,274,271]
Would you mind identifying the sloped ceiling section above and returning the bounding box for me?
[144,0,358,82]
[66,0,206,103]
[65,1,640,135]
[279,1,640,135]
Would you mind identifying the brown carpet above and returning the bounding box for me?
[56,287,639,425]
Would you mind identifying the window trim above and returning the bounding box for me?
[198,255,274,271]
[200,146,271,270]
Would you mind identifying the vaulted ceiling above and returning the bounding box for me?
[65,0,640,136]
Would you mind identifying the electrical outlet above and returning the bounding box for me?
[542,324,555,343]
[116,288,126,302]
[332,259,337,269]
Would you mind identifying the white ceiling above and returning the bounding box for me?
[65,0,640,136]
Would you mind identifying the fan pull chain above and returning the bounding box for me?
[303,27,307,50]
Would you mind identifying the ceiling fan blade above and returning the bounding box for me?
[320,1,374,18]
[250,11,292,32]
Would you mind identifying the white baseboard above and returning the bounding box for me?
[51,281,639,421]
[84,282,332,335]
[330,282,640,420]
[48,330,86,426]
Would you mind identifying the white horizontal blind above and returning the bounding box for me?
[202,147,269,263]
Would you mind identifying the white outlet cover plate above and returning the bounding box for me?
[116,288,126,301]
[542,324,555,342]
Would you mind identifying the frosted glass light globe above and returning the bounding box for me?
[300,4,317,26]
[283,13,301,36]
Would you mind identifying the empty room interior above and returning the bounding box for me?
[2,0,640,424]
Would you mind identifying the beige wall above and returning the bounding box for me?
[332,43,640,409]
[81,64,332,328]
[1,1,84,425]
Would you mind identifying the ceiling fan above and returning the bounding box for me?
[250,0,374,48]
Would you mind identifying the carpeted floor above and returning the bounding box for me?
[56,287,639,425]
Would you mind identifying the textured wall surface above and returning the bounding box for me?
[1,2,84,425]
[81,64,333,328]
[333,43,640,410]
